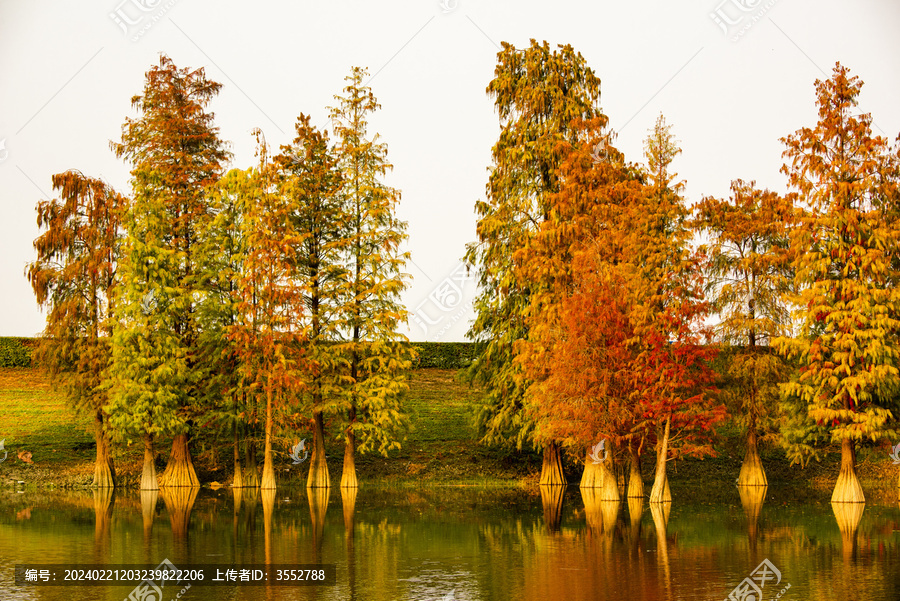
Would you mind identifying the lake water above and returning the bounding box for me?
[1,484,899,601]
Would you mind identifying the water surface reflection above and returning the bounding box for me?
[1,485,899,600]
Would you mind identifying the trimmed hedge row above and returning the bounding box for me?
[411,342,477,369]
[1,337,477,370]
[0,337,34,367]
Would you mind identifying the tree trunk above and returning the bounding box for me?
[244,438,259,488]
[739,484,766,551]
[262,487,275,565]
[628,495,643,543]
[832,438,865,503]
[309,486,330,556]
[140,488,158,539]
[92,411,116,488]
[307,411,331,488]
[832,500,864,562]
[651,499,672,600]
[539,441,566,486]
[232,424,244,489]
[261,386,276,490]
[341,429,358,489]
[92,487,115,545]
[160,486,199,540]
[581,487,619,534]
[737,424,767,487]
[627,442,644,498]
[540,484,565,532]
[159,433,200,487]
[341,485,358,534]
[580,446,619,500]
[649,417,671,504]
[140,434,158,491]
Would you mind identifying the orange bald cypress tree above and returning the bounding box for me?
[27,171,126,488]
[466,40,605,486]
[775,63,900,503]
[693,180,795,487]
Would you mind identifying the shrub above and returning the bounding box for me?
[410,342,476,369]
[0,337,33,367]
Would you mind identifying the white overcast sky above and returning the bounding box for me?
[1,0,899,341]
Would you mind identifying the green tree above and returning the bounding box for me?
[465,40,604,486]
[276,114,345,489]
[693,180,795,486]
[27,171,126,488]
[329,67,412,489]
[774,63,900,503]
[106,55,230,489]
[231,133,307,491]
[195,168,253,488]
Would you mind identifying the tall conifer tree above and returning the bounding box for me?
[329,67,412,489]
[775,63,900,503]
[107,55,229,489]
[465,40,603,486]
[28,172,126,488]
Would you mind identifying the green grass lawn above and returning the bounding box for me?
[0,368,95,466]
[0,367,538,488]
[1,366,896,495]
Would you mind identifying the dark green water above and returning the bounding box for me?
[1,484,898,600]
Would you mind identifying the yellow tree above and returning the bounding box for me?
[329,67,412,489]
[466,40,604,486]
[775,63,900,503]
[276,114,344,489]
[231,133,307,491]
[27,172,126,488]
[693,180,795,486]
[195,168,254,488]
[107,55,229,488]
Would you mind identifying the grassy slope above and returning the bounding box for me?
[0,366,897,496]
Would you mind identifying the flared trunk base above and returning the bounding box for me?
[140,436,158,491]
[341,435,358,489]
[580,450,619,501]
[540,442,566,486]
[159,434,200,488]
[737,431,767,487]
[831,439,865,503]
[627,445,644,498]
[92,425,116,488]
[307,412,330,489]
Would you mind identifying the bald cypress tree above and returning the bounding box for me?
[28,171,126,488]
[465,40,604,486]
[107,55,229,489]
[275,114,344,489]
[775,63,900,503]
[329,67,412,489]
